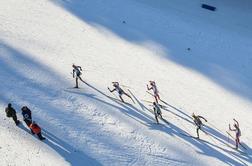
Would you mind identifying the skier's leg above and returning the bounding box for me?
[75,77,78,88]
[12,114,19,125]
[155,115,159,124]
[37,132,45,140]
[154,95,159,104]
[119,95,124,103]
[30,129,35,135]
[78,76,85,83]
[196,127,200,138]
[124,92,134,103]
[124,92,132,99]
[235,136,240,149]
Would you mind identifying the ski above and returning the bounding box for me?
[146,91,168,105]
[127,89,135,104]
[180,132,210,143]
[142,100,166,108]
[161,117,170,125]
[107,95,131,105]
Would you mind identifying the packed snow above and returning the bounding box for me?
[0,0,252,165]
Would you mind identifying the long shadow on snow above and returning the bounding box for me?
[75,82,248,166]
[18,123,101,166]
[50,0,252,101]
[162,101,252,164]
[1,42,250,165]
[0,42,102,165]
[64,88,155,127]
[130,89,251,165]
[0,42,156,165]
[151,96,252,164]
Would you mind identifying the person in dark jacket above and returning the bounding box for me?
[21,106,34,134]
[153,102,162,124]
[72,64,84,88]
[192,113,207,139]
[29,121,45,140]
[5,103,20,125]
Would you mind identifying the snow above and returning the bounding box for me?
[0,0,252,165]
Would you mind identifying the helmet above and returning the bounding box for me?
[21,106,27,111]
[8,103,12,107]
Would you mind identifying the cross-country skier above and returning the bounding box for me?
[229,118,241,149]
[108,82,133,103]
[29,121,45,140]
[192,113,207,139]
[21,106,34,134]
[147,81,160,103]
[5,103,20,126]
[72,64,84,88]
[153,102,162,124]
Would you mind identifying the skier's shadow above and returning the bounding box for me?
[18,123,101,165]
[74,82,251,165]
[129,90,251,165]
[64,88,154,127]
[81,82,156,125]
[203,124,252,161]
[42,129,102,166]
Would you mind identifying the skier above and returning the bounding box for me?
[192,113,207,139]
[72,64,84,88]
[108,82,133,103]
[29,121,45,140]
[147,81,160,103]
[5,103,20,125]
[229,118,241,149]
[153,102,162,124]
[21,106,34,134]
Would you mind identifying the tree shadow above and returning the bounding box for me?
[50,0,252,101]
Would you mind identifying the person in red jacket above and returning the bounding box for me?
[29,121,45,140]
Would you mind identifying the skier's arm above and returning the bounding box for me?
[157,104,163,108]
[229,124,235,131]
[77,66,82,71]
[199,116,207,122]
[147,85,152,90]
[72,69,75,78]
[108,87,116,92]
[153,107,156,113]
[233,119,239,127]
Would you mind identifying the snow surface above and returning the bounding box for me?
[0,0,252,165]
